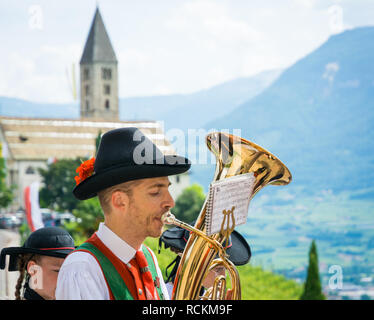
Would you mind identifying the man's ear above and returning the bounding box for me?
[111,190,129,210]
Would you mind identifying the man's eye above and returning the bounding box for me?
[150,192,160,196]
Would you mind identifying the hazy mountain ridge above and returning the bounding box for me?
[0,69,282,126]
[0,96,79,119]
[202,26,374,194]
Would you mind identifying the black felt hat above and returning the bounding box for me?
[73,127,191,200]
[160,222,251,266]
[0,227,75,272]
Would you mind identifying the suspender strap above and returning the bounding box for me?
[75,234,164,300]
[76,234,136,300]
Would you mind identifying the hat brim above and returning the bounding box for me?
[73,155,191,200]
[0,246,74,272]
[226,230,251,266]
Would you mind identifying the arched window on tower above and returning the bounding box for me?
[104,84,110,95]
[105,99,110,110]
[101,68,112,80]
[25,166,35,175]
[84,68,90,80]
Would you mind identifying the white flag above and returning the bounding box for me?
[24,181,44,232]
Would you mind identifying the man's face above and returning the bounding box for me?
[126,176,175,238]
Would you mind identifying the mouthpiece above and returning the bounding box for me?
[162,211,200,235]
[161,211,175,225]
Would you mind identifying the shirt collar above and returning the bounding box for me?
[96,222,138,264]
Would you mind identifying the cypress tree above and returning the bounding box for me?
[0,155,14,209]
[300,240,326,300]
[95,130,102,155]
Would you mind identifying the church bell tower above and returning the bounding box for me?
[80,8,119,120]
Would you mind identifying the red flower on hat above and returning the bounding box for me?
[74,157,95,185]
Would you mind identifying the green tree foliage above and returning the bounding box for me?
[18,222,31,244]
[0,156,14,209]
[300,240,326,300]
[171,184,205,223]
[64,197,104,246]
[38,158,82,211]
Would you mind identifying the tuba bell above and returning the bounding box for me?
[162,132,292,300]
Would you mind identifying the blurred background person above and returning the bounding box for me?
[0,227,74,300]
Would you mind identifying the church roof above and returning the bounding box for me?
[0,117,174,161]
[80,8,117,64]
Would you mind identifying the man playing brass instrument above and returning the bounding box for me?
[56,127,190,300]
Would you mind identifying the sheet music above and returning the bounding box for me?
[206,173,256,236]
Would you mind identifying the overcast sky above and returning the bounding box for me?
[0,0,373,103]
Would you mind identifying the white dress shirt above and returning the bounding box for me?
[166,282,174,299]
[55,223,169,300]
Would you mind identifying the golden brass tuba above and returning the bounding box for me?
[162,132,292,300]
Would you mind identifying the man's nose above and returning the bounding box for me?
[164,190,175,210]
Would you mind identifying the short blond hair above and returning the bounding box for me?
[97,180,141,214]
